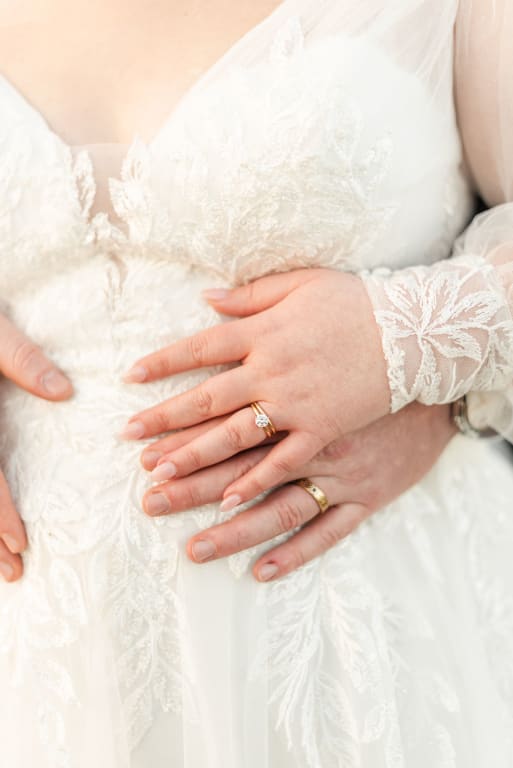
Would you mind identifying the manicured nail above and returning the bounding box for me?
[220,494,242,512]
[151,461,177,482]
[257,563,279,581]
[201,289,229,301]
[119,420,145,440]
[3,535,22,554]
[0,562,14,581]
[142,450,163,470]
[145,492,171,516]
[41,369,71,396]
[191,539,216,561]
[122,365,148,383]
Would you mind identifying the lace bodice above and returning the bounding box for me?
[0,19,472,297]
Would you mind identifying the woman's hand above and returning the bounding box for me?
[121,268,391,509]
[0,313,73,582]
[139,401,457,581]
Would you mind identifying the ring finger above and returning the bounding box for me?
[252,501,367,581]
[186,476,341,566]
[149,404,285,482]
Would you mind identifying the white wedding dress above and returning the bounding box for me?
[1,1,513,766]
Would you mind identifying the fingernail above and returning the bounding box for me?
[220,494,242,512]
[257,563,279,581]
[201,288,229,301]
[0,562,14,581]
[145,492,171,516]
[3,535,21,554]
[151,461,177,482]
[191,539,216,561]
[41,369,71,396]
[119,420,145,440]
[142,450,163,470]
[122,365,148,383]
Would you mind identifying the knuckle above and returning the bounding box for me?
[178,483,202,509]
[12,340,42,377]
[192,386,214,417]
[183,445,202,472]
[152,409,172,434]
[224,423,245,452]
[318,525,341,551]
[271,455,294,477]
[274,499,304,532]
[188,333,209,366]
[232,524,254,552]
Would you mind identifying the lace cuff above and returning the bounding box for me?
[361,246,513,413]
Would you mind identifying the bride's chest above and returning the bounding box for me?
[0,1,284,147]
[0,24,474,293]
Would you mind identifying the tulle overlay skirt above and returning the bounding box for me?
[0,260,512,767]
[2,437,513,768]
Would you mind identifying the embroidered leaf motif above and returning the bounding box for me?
[366,254,513,408]
[72,149,96,221]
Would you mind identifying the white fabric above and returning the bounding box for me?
[362,0,513,439]
[0,1,513,766]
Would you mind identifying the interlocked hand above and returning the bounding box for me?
[120,268,390,511]
[135,401,456,581]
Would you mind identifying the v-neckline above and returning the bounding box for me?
[0,0,291,154]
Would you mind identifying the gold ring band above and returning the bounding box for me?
[293,478,330,514]
[250,402,277,438]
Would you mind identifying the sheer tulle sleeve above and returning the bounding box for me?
[361,0,513,441]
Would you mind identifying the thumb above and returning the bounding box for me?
[201,269,315,316]
[0,314,73,400]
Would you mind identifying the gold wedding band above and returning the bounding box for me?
[293,478,330,514]
[250,402,277,439]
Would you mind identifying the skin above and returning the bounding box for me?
[134,400,457,581]
[0,1,285,146]
[0,1,459,583]
[119,269,457,581]
[0,316,73,581]
[121,269,390,504]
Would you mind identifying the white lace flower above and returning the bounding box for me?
[364,253,513,410]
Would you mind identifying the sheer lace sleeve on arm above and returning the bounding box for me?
[362,239,513,412]
[361,0,513,441]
